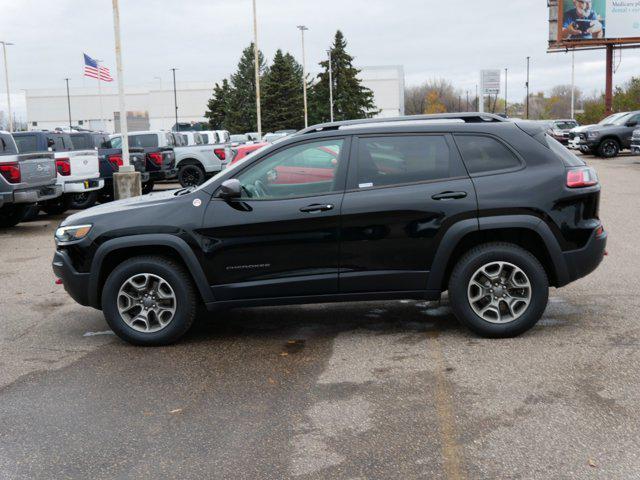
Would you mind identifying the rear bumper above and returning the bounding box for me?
[63,178,104,193]
[52,250,92,307]
[0,184,62,207]
[560,227,607,286]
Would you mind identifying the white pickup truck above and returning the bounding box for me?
[120,131,230,187]
[13,131,102,215]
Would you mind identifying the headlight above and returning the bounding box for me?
[55,224,92,243]
[587,131,600,139]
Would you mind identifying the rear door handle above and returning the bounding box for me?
[300,203,334,213]
[431,191,467,200]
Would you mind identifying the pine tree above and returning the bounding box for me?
[204,79,231,129]
[309,30,377,125]
[225,43,266,133]
[262,50,305,132]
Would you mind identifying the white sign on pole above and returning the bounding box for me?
[481,69,501,95]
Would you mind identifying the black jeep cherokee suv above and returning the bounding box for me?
[52,113,606,345]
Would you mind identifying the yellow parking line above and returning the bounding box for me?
[427,331,466,480]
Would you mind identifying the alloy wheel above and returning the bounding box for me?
[117,273,177,333]
[467,261,532,324]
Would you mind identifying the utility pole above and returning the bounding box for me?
[297,25,309,128]
[252,0,262,139]
[64,78,72,131]
[571,49,575,119]
[1,41,14,132]
[525,56,530,119]
[504,68,508,117]
[327,49,334,122]
[475,84,478,111]
[111,0,140,198]
[466,90,469,111]
[170,68,178,131]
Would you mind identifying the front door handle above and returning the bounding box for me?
[300,203,334,213]
[431,191,467,201]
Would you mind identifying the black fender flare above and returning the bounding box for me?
[88,234,214,307]
[426,215,569,290]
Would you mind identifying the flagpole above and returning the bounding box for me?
[96,59,104,131]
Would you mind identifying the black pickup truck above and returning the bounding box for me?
[69,132,149,205]
[110,132,176,194]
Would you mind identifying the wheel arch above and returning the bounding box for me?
[89,234,214,308]
[427,215,569,291]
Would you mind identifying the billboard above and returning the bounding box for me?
[549,0,640,49]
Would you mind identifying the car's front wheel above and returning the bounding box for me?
[102,256,197,346]
[598,138,620,158]
[448,243,549,338]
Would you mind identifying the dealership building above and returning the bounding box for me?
[24,65,405,133]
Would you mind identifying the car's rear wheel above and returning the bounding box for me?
[0,204,28,228]
[102,256,197,346]
[40,195,73,215]
[448,242,548,338]
[68,191,98,210]
[141,180,155,194]
[178,163,205,187]
[598,138,620,158]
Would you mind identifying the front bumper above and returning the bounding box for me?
[52,249,91,307]
[561,227,607,285]
[630,142,640,154]
[63,178,104,194]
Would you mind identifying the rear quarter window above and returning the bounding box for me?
[545,134,585,166]
[454,135,522,174]
[14,135,39,153]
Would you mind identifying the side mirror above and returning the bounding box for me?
[218,179,242,199]
[626,120,638,127]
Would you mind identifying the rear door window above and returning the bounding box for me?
[129,134,159,148]
[14,135,39,153]
[70,134,92,150]
[355,135,458,188]
[454,135,522,174]
[49,135,67,152]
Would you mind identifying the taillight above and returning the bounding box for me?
[0,162,21,184]
[148,152,163,166]
[108,154,123,170]
[567,167,598,188]
[214,148,226,161]
[56,158,71,176]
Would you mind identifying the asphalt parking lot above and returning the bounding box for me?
[1,154,639,480]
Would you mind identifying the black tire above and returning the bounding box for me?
[141,180,155,194]
[102,256,197,346]
[20,204,40,222]
[448,242,549,338]
[68,191,98,210]
[178,163,206,187]
[597,138,620,158]
[0,204,28,228]
[40,195,73,216]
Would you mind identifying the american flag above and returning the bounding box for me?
[83,53,113,82]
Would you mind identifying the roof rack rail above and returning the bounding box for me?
[296,112,507,135]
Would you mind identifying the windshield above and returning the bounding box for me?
[599,112,626,125]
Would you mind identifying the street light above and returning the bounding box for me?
[297,25,309,128]
[327,49,334,122]
[1,41,14,132]
[170,68,178,131]
[252,0,262,139]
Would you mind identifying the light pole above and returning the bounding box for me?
[504,67,508,117]
[297,25,309,128]
[525,56,530,119]
[170,68,178,131]
[570,49,575,119]
[252,0,262,139]
[111,0,141,199]
[1,41,14,132]
[64,78,72,131]
[327,48,334,122]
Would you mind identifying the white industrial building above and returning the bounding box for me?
[24,66,405,133]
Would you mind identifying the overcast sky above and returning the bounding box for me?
[2,0,640,119]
